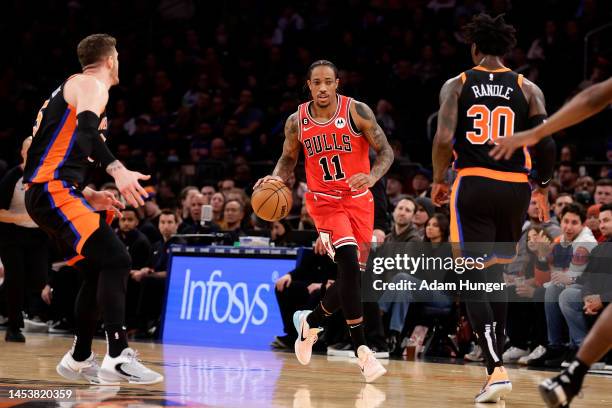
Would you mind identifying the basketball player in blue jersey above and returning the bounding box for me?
[432,14,556,402]
[491,77,612,408]
[23,34,162,384]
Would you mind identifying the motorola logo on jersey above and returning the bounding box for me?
[179,268,269,334]
[335,117,346,128]
[303,133,352,157]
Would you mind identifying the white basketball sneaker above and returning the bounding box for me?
[56,351,101,384]
[357,345,387,383]
[99,348,163,385]
[293,310,322,365]
[502,346,529,362]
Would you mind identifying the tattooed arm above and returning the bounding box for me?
[431,75,462,205]
[254,112,300,188]
[349,101,394,190]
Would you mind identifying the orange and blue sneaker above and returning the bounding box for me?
[474,366,512,403]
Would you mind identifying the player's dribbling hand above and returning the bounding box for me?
[431,182,450,206]
[346,173,375,190]
[253,175,285,190]
[489,130,539,161]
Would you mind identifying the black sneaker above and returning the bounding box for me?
[529,345,566,368]
[327,342,353,357]
[539,364,583,408]
[387,330,400,355]
[271,334,295,349]
[5,328,25,342]
[545,347,572,368]
[48,319,72,334]
[560,348,578,368]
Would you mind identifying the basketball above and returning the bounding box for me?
[251,180,293,221]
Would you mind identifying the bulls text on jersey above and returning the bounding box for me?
[302,133,352,157]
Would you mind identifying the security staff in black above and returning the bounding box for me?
[432,14,556,403]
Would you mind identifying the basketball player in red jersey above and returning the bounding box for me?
[431,14,556,402]
[23,34,162,384]
[490,77,612,408]
[255,60,393,382]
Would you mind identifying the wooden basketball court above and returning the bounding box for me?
[0,334,610,407]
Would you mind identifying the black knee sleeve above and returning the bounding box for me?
[81,224,132,273]
[81,223,131,326]
[334,245,363,321]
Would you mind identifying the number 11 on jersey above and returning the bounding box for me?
[319,154,345,181]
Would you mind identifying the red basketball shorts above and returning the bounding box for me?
[305,189,374,270]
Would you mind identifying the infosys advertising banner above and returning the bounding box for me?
[162,253,296,350]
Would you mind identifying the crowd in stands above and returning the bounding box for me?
[0,0,611,369]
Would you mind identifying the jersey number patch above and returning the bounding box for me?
[319,154,345,181]
[466,104,515,145]
[32,99,50,137]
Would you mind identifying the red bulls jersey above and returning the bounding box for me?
[298,95,370,194]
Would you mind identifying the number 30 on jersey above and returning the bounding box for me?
[466,104,515,145]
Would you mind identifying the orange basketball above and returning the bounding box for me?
[251,180,293,222]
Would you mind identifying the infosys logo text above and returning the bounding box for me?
[179,269,269,334]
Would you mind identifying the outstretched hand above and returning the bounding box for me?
[110,163,151,207]
[489,130,540,161]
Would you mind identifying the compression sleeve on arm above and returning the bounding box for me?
[527,115,556,188]
[76,111,116,169]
